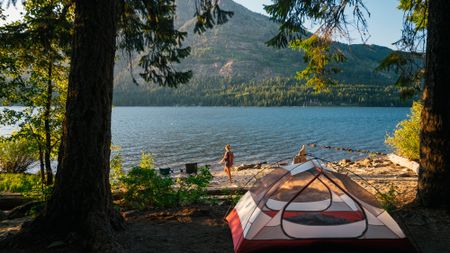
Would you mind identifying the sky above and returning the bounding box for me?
[234,0,404,49]
[2,0,404,49]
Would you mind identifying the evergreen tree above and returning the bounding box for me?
[265,0,450,209]
[0,0,72,185]
[1,0,232,251]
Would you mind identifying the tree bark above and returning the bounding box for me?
[44,62,53,186]
[23,0,124,251]
[417,0,450,209]
[38,145,46,185]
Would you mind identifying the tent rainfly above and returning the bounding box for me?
[226,159,417,253]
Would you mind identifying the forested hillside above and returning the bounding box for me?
[113,0,405,106]
[113,77,410,106]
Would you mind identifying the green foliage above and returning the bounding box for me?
[22,179,53,201]
[121,166,175,209]
[398,0,427,36]
[0,137,37,173]
[0,0,72,184]
[376,184,398,211]
[139,151,155,169]
[0,173,52,201]
[386,102,422,161]
[110,153,125,191]
[290,35,345,91]
[0,173,39,193]
[175,166,213,206]
[121,163,213,209]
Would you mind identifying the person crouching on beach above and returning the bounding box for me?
[219,144,234,184]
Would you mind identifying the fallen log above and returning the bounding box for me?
[234,162,268,171]
[206,188,247,195]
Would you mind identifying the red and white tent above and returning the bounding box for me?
[226,159,417,253]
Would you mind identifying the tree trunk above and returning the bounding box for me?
[38,145,45,185]
[24,0,124,251]
[44,62,53,186]
[417,0,450,209]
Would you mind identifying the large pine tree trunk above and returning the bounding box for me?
[21,0,124,251]
[418,0,450,209]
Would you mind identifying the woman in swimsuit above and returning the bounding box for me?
[219,144,234,184]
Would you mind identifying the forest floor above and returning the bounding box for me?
[1,155,450,253]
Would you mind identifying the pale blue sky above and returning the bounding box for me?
[234,0,404,49]
[2,0,403,48]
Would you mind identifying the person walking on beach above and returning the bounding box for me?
[220,144,234,184]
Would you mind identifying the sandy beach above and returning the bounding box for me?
[210,155,418,207]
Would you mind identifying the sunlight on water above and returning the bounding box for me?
[110,107,409,170]
[1,106,409,171]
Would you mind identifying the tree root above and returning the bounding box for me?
[0,207,126,252]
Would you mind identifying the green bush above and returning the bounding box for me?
[110,151,213,209]
[110,153,125,191]
[122,166,176,208]
[175,166,213,206]
[0,138,37,173]
[386,101,422,161]
[0,173,53,201]
[376,184,397,211]
[139,151,155,169]
[121,166,213,209]
[0,173,40,193]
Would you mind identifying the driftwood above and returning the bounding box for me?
[234,162,268,171]
[206,188,247,196]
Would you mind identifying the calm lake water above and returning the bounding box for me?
[110,107,409,170]
[0,107,409,171]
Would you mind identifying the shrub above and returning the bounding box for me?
[110,153,125,191]
[386,101,422,161]
[122,166,177,209]
[0,173,39,192]
[0,138,37,173]
[0,173,51,200]
[121,166,213,209]
[113,151,213,209]
[376,184,397,211]
[175,166,213,205]
[139,151,155,169]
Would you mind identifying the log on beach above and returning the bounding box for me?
[206,188,247,196]
[234,162,268,171]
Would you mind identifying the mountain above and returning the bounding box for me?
[113,0,405,106]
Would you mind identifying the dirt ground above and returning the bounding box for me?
[117,206,233,253]
[1,155,450,253]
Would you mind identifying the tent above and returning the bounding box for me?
[226,159,417,253]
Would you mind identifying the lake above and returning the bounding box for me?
[0,106,409,170]
[110,107,409,170]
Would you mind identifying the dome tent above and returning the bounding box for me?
[226,159,417,253]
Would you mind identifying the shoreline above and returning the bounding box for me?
[210,154,418,207]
